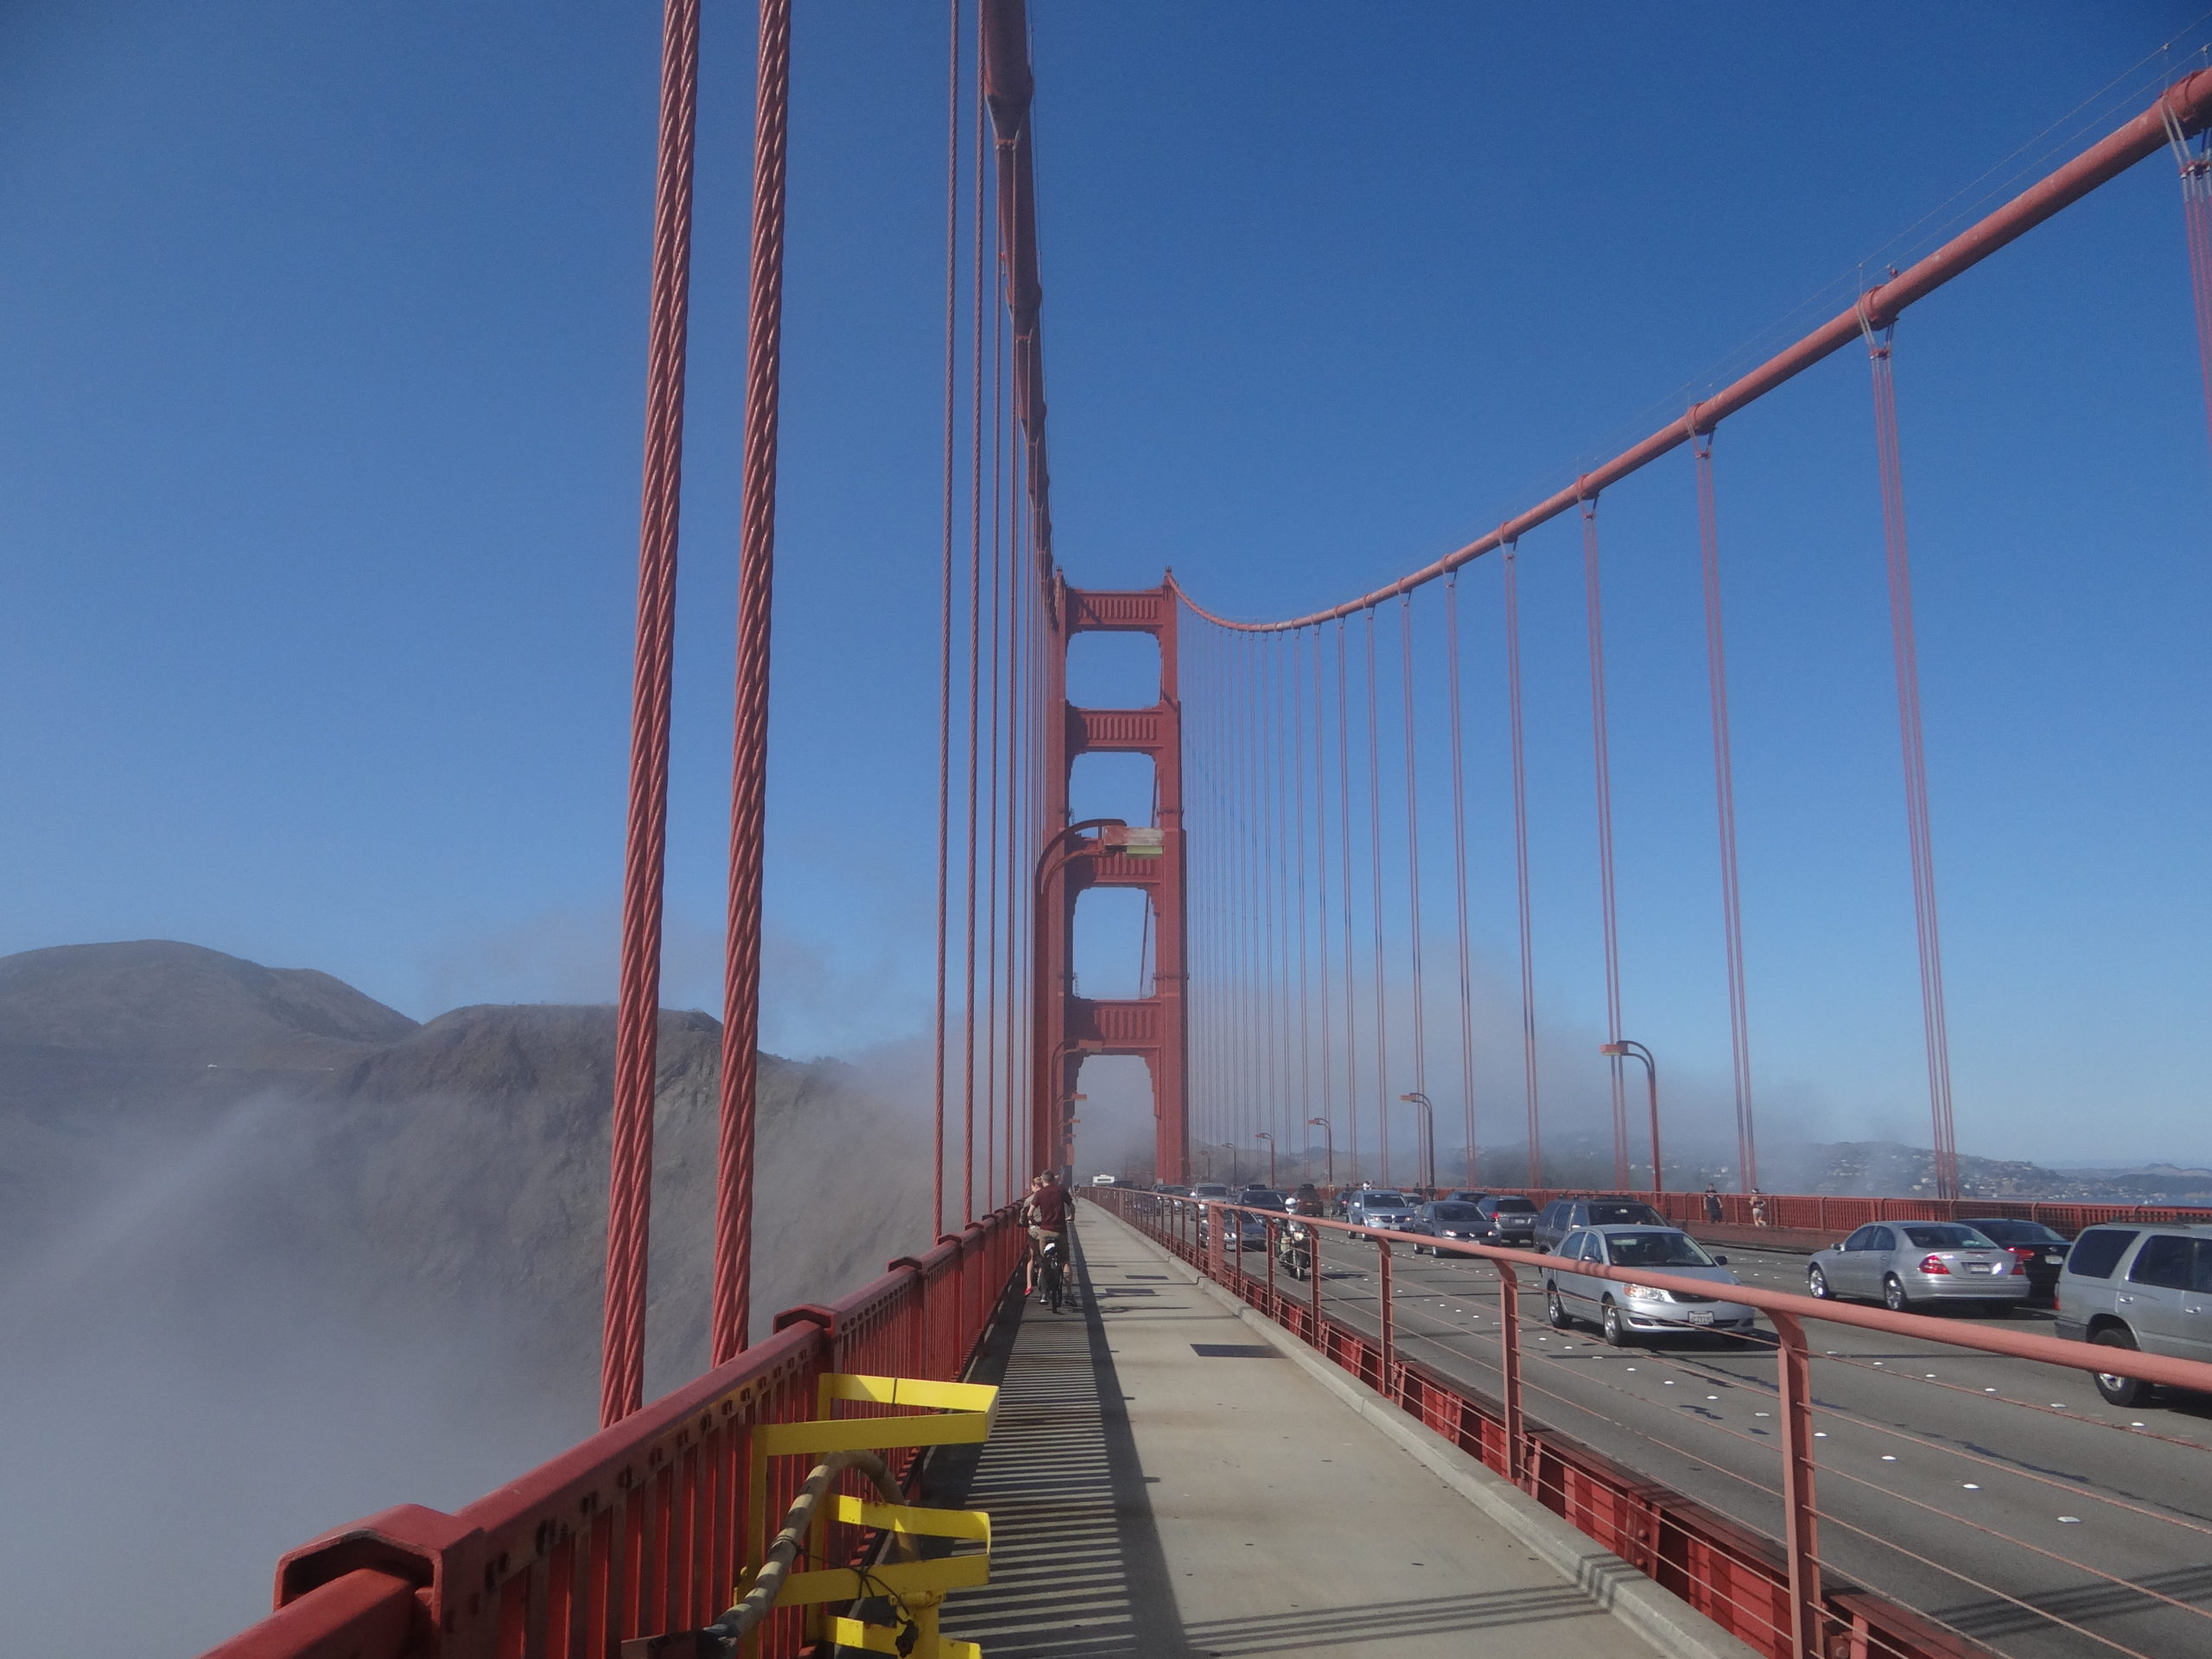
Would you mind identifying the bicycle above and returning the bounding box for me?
[1036,1233,1067,1313]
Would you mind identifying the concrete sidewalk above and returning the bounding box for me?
[925,1212,1669,1658]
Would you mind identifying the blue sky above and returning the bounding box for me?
[3,3,2208,1167]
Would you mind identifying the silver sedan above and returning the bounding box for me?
[1807,1221,2029,1313]
[1543,1225,1758,1345]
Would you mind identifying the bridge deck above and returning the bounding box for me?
[924,1213,1672,1658]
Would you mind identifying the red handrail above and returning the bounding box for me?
[200,1209,1027,1659]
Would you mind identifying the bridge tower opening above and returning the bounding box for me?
[1033,581,1190,1185]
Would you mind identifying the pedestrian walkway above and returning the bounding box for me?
[923,1211,1671,1657]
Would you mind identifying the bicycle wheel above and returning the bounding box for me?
[1046,1251,1065,1313]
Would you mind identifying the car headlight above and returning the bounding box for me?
[1622,1283,1672,1303]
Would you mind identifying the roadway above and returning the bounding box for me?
[1280,1233,2212,1659]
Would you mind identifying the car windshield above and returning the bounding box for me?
[1488,1198,1538,1214]
[1429,1204,1484,1223]
[1588,1203,1662,1225]
[1605,1232,1716,1268]
[1191,1185,1230,1198]
[1243,1193,1287,1210]
[1365,1193,1411,1208]
[1902,1224,1994,1249]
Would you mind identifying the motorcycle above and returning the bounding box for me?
[1276,1219,1314,1281]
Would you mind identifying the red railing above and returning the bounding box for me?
[1095,1189,2212,1659]
[200,1211,1027,1659]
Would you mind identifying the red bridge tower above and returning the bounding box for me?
[1033,581,1190,1185]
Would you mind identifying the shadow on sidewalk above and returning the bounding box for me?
[924,1229,1192,1657]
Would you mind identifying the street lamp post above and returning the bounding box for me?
[1306,1116,1333,1186]
[1255,1130,1275,1189]
[1599,1041,1662,1194]
[1398,1093,1437,1195]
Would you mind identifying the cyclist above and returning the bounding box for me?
[1021,1172,1072,1306]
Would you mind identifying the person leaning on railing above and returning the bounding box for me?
[1020,1171,1071,1300]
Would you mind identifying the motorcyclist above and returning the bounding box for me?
[1020,1172,1072,1302]
[1280,1182,1324,1280]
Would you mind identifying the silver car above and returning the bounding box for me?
[2053,1222,2212,1407]
[1543,1226,1757,1344]
[1345,1190,1420,1236]
[1807,1221,2029,1313]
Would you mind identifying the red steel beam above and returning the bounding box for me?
[1175,67,2212,632]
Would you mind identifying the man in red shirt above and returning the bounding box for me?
[1021,1173,1072,1300]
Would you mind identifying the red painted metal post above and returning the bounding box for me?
[1770,1309,1824,1659]
[1264,1214,1277,1305]
[1207,1202,1225,1279]
[1376,1236,1395,1396]
[1497,1260,1527,1485]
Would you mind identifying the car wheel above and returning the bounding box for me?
[2091,1328,2150,1407]
[1883,1274,1914,1314]
[1807,1266,1832,1300]
[1601,1302,1636,1348]
[1546,1287,1570,1329]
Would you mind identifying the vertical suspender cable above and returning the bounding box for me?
[1363,608,1390,1187]
[960,26,986,1220]
[1001,292,1023,1211]
[1312,627,1333,1183]
[1335,619,1358,1185]
[1293,630,1313,1173]
[1694,431,1758,1193]
[2170,118,2212,457]
[981,243,1006,1216]
[1397,595,1427,1188]
[1260,640,1281,1165]
[603,0,701,1425]
[1581,499,1630,1189]
[1444,574,1476,1188]
[1865,321,1959,1202]
[1500,543,1541,1189]
[713,0,793,1364]
[931,0,962,1243]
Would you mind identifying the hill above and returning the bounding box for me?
[0,941,932,1401]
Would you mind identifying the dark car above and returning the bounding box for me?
[1472,1195,1541,1246]
[1535,1197,1667,1254]
[1959,1217,2072,1301]
[1407,1200,1491,1255]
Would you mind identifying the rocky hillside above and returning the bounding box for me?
[0,940,934,1405]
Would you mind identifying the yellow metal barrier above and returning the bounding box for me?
[739,1374,998,1659]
